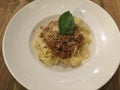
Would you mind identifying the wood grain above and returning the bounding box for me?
[0,0,120,90]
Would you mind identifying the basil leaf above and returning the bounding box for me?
[59,11,75,35]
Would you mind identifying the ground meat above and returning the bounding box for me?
[40,21,84,59]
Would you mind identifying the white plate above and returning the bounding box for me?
[2,0,120,90]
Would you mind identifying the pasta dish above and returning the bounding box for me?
[34,11,91,67]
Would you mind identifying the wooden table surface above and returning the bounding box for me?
[0,0,120,90]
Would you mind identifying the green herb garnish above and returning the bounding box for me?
[58,11,75,35]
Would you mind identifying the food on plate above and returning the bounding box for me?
[34,11,91,67]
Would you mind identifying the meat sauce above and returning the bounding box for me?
[40,21,84,59]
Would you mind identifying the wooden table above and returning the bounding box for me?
[0,0,120,90]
